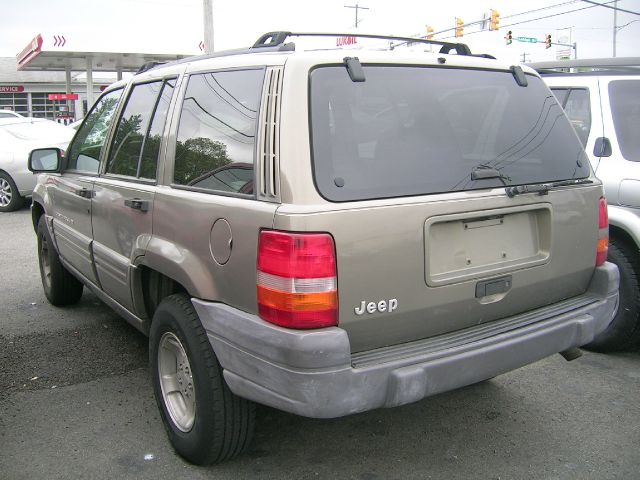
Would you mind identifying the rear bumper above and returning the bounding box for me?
[192,262,619,419]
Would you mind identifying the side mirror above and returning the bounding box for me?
[593,137,612,158]
[29,148,63,173]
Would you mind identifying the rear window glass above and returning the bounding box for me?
[310,66,590,202]
[609,80,640,162]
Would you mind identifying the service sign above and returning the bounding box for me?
[0,86,25,93]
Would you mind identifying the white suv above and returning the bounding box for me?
[532,58,640,351]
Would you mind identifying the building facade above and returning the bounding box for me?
[0,57,112,122]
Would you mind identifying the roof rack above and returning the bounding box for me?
[528,57,640,76]
[252,31,473,56]
[136,31,476,76]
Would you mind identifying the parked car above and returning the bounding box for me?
[0,118,74,212]
[68,118,83,130]
[531,57,640,352]
[29,32,618,465]
[0,110,24,119]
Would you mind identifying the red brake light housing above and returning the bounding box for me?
[257,230,338,329]
[596,196,608,266]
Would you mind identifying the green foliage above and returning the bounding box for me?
[174,137,231,185]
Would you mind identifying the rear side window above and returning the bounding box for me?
[609,80,640,162]
[106,79,175,179]
[310,66,590,202]
[66,88,123,173]
[173,69,264,195]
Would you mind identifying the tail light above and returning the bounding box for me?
[596,196,608,266]
[257,230,338,329]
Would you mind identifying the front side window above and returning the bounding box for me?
[66,89,123,173]
[173,69,264,194]
[609,80,640,162]
[310,66,590,202]
[106,79,175,179]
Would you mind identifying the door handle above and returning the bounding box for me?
[124,198,149,212]
[75,187,94,199]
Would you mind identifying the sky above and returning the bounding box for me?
[0,0,638,65]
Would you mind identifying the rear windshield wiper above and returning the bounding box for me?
[505,178,594,198]
[471,165,511,186]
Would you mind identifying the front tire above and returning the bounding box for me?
[149,294,255,465]
[0,172,25,212]
[584,241,640,352]
[37,216,84,306]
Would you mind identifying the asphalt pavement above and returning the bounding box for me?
[1,206,639,480]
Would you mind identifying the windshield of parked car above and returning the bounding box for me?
[609,79,640,162]
[0,120,73,142]
[310,65,590,202]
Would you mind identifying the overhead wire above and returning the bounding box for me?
[437,0,620,39]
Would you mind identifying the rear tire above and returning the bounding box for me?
[583,241,640,352]
[37,216,84,306]
[149,294,255,465]
[0,172,25,212]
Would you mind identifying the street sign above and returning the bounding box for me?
[516,36,538,43]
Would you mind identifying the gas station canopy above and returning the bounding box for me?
[16,35,189,72]
[16,33,196,107]
[17,34,191,73]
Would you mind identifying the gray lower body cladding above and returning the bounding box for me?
[192,262,619,419]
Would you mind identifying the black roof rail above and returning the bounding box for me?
[253,31,473,56]
[528,57,640,75]
[137,61,166,74]
[134,43,294,75]
[136,31,480,76]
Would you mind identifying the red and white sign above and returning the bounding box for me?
[48,93,79,101]
[336,36,358,47]
[0,86,25,93]
[53,35,67,47]
[16,34,43,67]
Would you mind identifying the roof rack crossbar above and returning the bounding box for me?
[252,31,472,56]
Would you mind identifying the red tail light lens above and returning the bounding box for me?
[596,197,608,266]
[257,231,337,329]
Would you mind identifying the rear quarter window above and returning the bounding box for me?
[310,66,590,202]
[173,69,264,195]
[609,80,640,162]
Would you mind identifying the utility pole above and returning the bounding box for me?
[521,52,530,63]
[203,0,214,54]
[613,0,618,57]
[344,3,369,28]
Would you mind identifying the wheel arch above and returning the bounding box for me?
[31,200,45,233]
[609,223,640,268]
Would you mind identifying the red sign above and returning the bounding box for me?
[48,93,79,101]
[16,34,43,67]
[53,35,67,47]
[336,36,358,47]
[0,86,25,93]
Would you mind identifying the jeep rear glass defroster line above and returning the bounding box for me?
[309,66,591,202]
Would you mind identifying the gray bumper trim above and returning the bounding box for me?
[192,263,619,419]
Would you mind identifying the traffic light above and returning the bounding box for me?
[545,34,552,49]
[490,10,500,31]
[505,30,512,45]
[455,18,464,38]
[426,25,434,40]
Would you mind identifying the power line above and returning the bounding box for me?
[438,0,619,39]
[501,0,581,20]
[409,1,581,40]
[580,0,640,15]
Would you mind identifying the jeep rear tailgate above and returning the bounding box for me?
[278,62,601,353]
[273,185,601,352]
